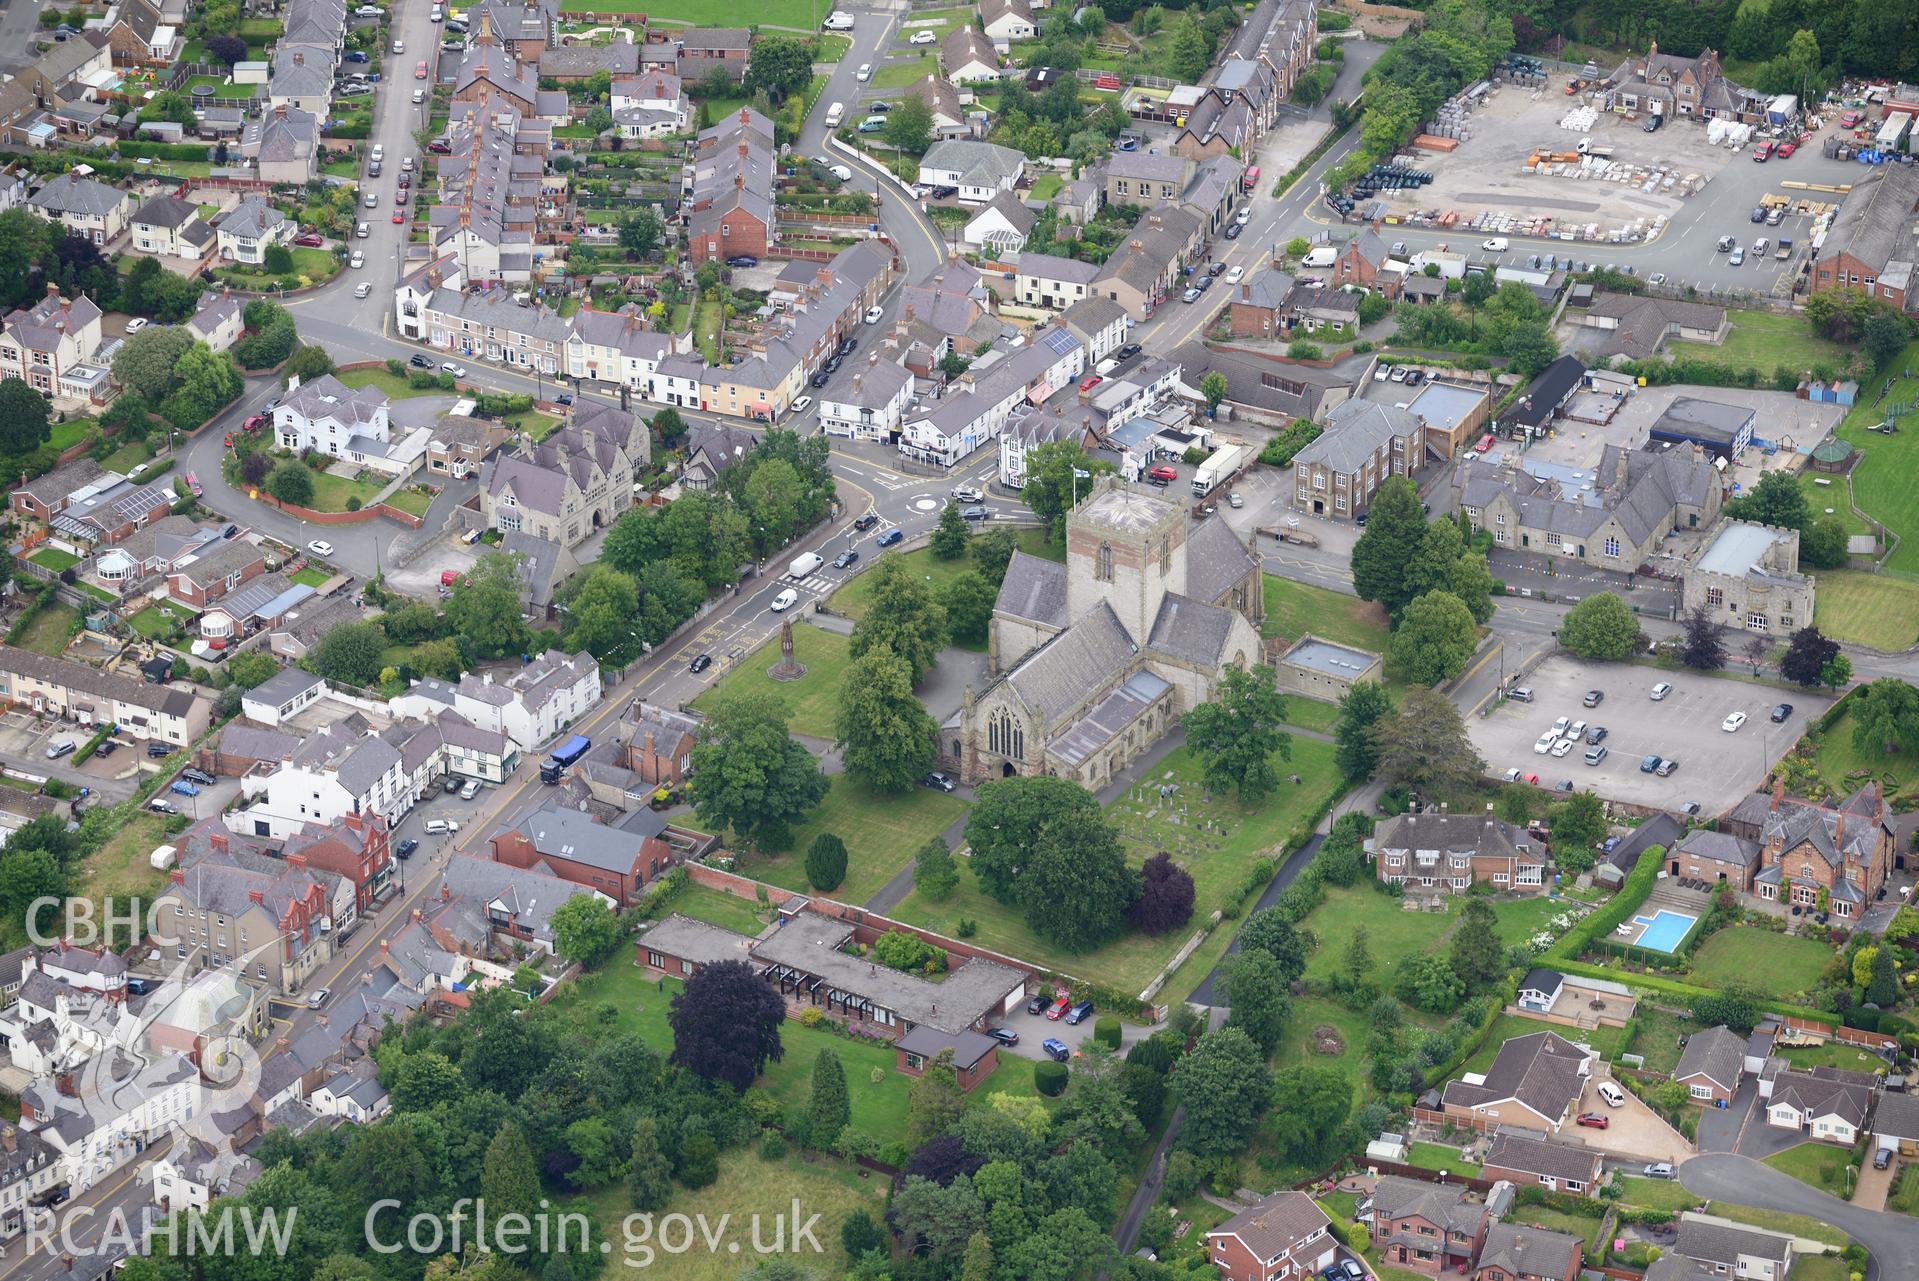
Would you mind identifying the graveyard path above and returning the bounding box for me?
[860,722,1335,916]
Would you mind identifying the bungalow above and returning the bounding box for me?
[1873,1089,1919,1157]
[166,540,268,609]
[895,1026,1000,1091]
[965,191,1036,255]
[917,140,1025,205]
[940,27,1000,83]
[1515,968,1563,1015]
[1205,1191,1334,1281]
[980,0,1036,45]
[1764,1066,1876,1144]
[1671,1221,1792,1281]
[1674,1024,1747,1105]
[1479,1128,1603,1194]
[1438,1031,1592,1133]
[1471,1222,1582,1281]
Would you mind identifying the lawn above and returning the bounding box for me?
[27,548,80,573]
[870,56,938,90]
[1888,1163,1919,1216]
[47,419,96,452]
[1763,1141,1855,1197]
[1280,696,1340,734]
[384,488,435,518]
[1810,705,1917,795]
[585,1150,885,1281]
[1778,1039,1890,1073]
[1030,174,1063,201]
[213,246,340,286]
[694,299,723,364]
[1703,1201,1848,1248]
[1797,472,1870,538]
[290,567,331,589]
[1261,574,1391,656]
[897,738,1346,998]
[335,367,443,399]
[305,471,385,514]
[1789,1257,1849,1281]
[129,601,195,640]
[1832,338,1919,574]
[1504,1206,1602,1251]
[1689,926,1832,998]
[1811,570,1919,652]
[100,440,152,475]
[689,622,851,740]
[1624,1003,1691,1074]
[669,882,772,936]
[732,774,966,906]
[1406,1141,1478,1176]
[1669,309,1849,373]
[74,813,173,949]
[1615,1176,1698,1211]
[13,603,79,656]
[1272,995,1373,1111]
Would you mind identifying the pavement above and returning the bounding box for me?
[1679,1154,1919,1277]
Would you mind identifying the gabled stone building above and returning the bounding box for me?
[1724,779,1894,920]
[480,402,648,547]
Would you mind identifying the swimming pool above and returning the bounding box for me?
[1632,909,1698,953]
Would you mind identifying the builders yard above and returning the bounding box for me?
[1470,658,1832,816]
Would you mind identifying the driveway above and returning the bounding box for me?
[1696,1079,1758,1154]
[1564,1074,1691,1166]
[1680,1154,1919,1275]
[1853,1153,1896,1212]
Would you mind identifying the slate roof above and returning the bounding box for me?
[1294,399,1419,475]
[29,175,126,219]
[249,667,324,710]
[515,803,651,874]
[1503,356,1587,428]
[1208,1190,1330,1264]
[1518,968,1563,999]
[1675,1221,1792,1268]
[538,42,638,76]
[1440,1030,1589,1122]
[993,550,1069,627]
[1674,827,1761,870]
[1374,812,1531,861]
[215,197,286,240]
[1108,150,1189,185]
[971,189,1037,236]
[1184,516,1257,606]
[1674,1024,1746,1091]
[1814,155,1919,274]
[1752,782,1887,868]
[1874,1089,1919,1140]
[1768,1066,1874,1128]
[282,374,387,428]
[0,645,200,719]
[1370,1176,1484,1236]
[1476,1221,1582,1280]
[942,26,998,72]
[132,193,199,230]
[170,539,264,591]
[1003,600,1138,725]
[1145,594,1237,666]
[922,140,1025,188]
[1481,1129,1602,1183]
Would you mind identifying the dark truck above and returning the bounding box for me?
[541,734,591,783]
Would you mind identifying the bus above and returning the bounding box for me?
[1241,165,1260,192]
[540,734,592,783]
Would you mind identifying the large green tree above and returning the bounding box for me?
[849,557,948,685]
[564,565,640,657]
[0,379,51,458]
[931,500,972,558]
[963,775,1101,903]
[883,95,935,152]
[1020,442,1114,542]
[1170,1027,1271,1156]
[1237,909,1311,982]
[942,571,996,646]
[1019,810,1139,951]
[835,647,938,791]
[1388,590,1478,686]
[1725,469,1812,531]
[1221,948,1291,1054]
[808,1049,851,1146]
[1558,592,1640,661]
[446,551,529,658]
[1547,790,1607,873]
[1266,1065,1354,1164]
[110,327,193,401]
[688,693,829,846]
[550,894,624,967]
[1371,687,1485,798]
[1180,664,1292,801]
[1350,477,1428,617]
[1852,678,1919,756]
[1333,680,1393,780]
[310,620,385,686]
[1448,897,1506,990]
[741,35,814,100]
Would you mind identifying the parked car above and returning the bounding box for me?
[726,255,759,268]
[1575,1112,1610,1129]
[986,1027,1018,1046]
[1770,703,1794,722]
[1064,1000,1094,1025]
[864,305,885,324]
[45,740,76,760]
[440,362,468,378]
[1656,757,1679,776]
[1585,726,1608,745]
[790,395,813,415]
[1042,1038,1071,1062]
[169,781,200,797]
[1875,1147,1893,1170]
[458,778,482,800]
[409,354,434,369]
[1642,1163,1676,1180]
[182,768,215,786]
[689,653,712,674]
[293,232,325,248]
[1722,711,1748,733]
[1650,682,1673,700]
[1026,992,1052,1015]
[1045,997,1071,1020]
[921,771,957,793]
[1583,689,1604,707]
[1640,754,1662,773]
[148,800,178,815]
[307,987,331,1009]
[832,550,859,570]
[308,540,334,557]
[395,838,418,860]
[148,743,172,759]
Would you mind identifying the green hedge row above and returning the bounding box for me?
[1545,843,1665,961]
[118,140,213,160]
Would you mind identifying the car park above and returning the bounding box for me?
[1650,682,1672,700]
[1722,711,1748,733]
[1656,757,1679,776]
[1550,737,1575,758]
[1584,745,1608,765]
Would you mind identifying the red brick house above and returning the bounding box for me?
[1436,1032,1591,1134]
[1727,778,1895,920]
[1205,1190,1335,1281]
[490,802,670,907]
[166,542,267,609]
[1371,813,1546,899]
[618,701,700,788]
[686,110,773,266]
[1368,1177,1487,1276]
[1479,1130,1603,1194]
[1673,1024,1747,1105]
[1810,164,1919,314]
[1330,230,1387,289]
[1472,1223,1582,1281]
[279,813,394,916]
[895,1027,1000,1092]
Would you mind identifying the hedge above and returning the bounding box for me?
[1092,1015,1122,1050]
[1546,844,1664,962]
[1816,685,1862,734]
[73,721,117,764]
[117,140,213,160]
[1420,973,1515,1089]
[1035,1061,1068,1096]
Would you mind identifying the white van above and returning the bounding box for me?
[425,818,462,835]
[788,551,824,579]
[770,588,799,613]
[1596,1081,1626,1108]
[1481,237,1509,252]
[824,101,845,128]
